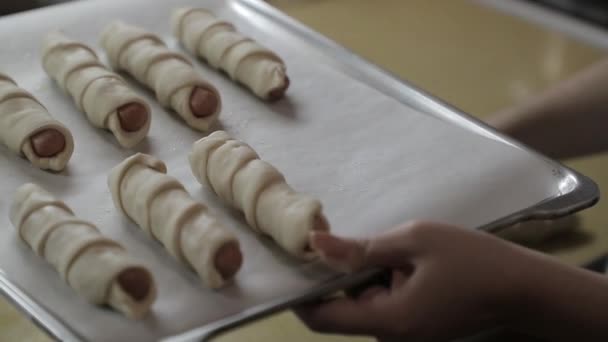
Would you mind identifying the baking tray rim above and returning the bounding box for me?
[0,0,599,340]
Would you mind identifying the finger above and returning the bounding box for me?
[311,229,416,272]
[310,232,365,272]
[345,269,393,298]
[356,285,388,301]
[347,268,412,299]
[391,269,411,290]
[303,213,330,253]
[295,295,391,336]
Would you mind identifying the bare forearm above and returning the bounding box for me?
[489,58,608,159]
[505,248,608,340]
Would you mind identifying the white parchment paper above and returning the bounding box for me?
[0,0,560,340]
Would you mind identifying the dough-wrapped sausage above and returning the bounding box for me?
[0,73,73,171]
[42,31,151,148]
[101,21,221,131]
[108,153,242,288]
[9,183,156,319]
[171,8,290,101]
[189,131,329,259]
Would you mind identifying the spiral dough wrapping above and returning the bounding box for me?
[10,183,156,319]
[101,21,221,131]
[189,131,330,259]
[0,73,73,171]
[171,7,290,101]
[108,153,242,289]
[42,31,151,148]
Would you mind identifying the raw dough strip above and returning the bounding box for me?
[9,183,156,319]
[189,131,329,259]
[108,153,242,288]
[171,7,290,101]
[0,73,74,171]
[100,21,221,131]
[42,31,151,148]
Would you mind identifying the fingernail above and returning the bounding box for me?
[310,233,360,273]
[310,232,349,259]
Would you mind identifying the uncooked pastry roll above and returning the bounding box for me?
[100,21,221,131]
[9,183,156,319]
[108,153,242,289]
[189,131,329,259]
[0,73,74,171]
[42,31,151,148]
[171,8,290,101]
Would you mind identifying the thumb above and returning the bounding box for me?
[310,229,415,273]
[310,232,366,272]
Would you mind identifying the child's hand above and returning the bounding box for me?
[296,221,535,341]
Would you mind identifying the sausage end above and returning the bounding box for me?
[117,267,153,302]
[117,102,149,132]
[30,129,66,158]
[214,241,243,280]
[190,87,219,118]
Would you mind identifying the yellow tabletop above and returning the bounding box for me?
[2,1,606,341]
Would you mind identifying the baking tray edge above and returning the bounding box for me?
[0,0,599,341]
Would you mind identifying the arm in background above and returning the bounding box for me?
[488,58,608,159]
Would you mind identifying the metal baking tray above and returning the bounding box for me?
[0,0,598,341]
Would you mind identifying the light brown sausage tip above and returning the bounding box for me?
[214,241,243,280]
[117,102,148,132]
[117,267,152,301]
[30,129,66,158]
[189,87,219,118]
[267,75,290,102]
